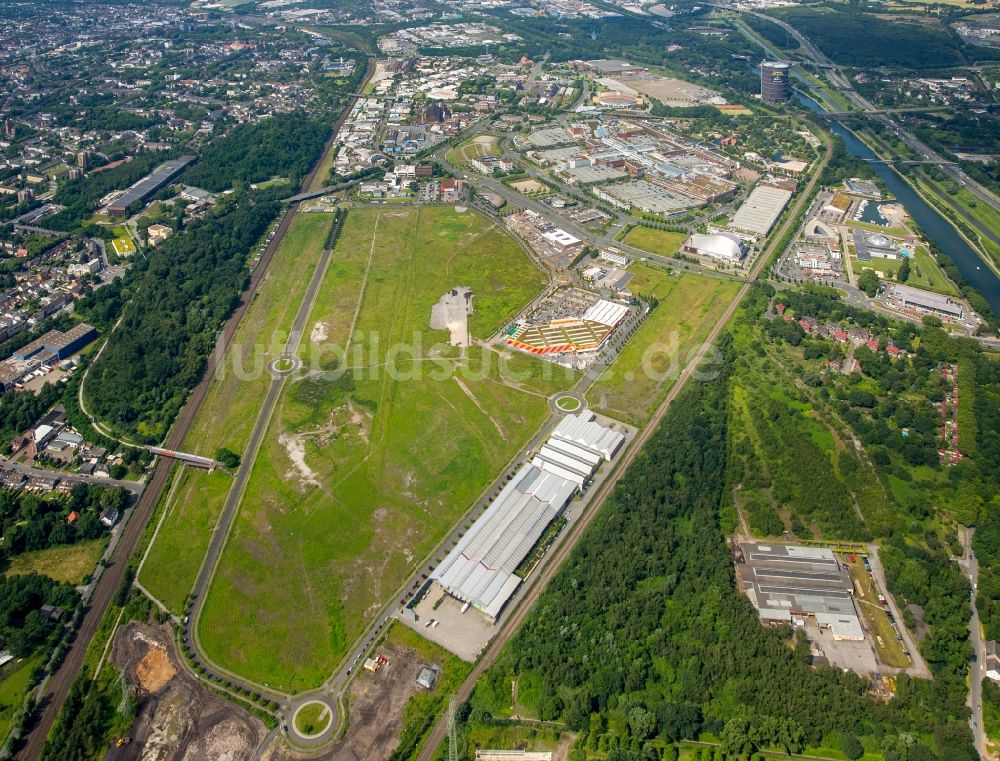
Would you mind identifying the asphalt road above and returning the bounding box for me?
[13,192,305,761]
[185,211,340,698]
[865,545,931,679]
[0,461,144,495]
[413,127,835,761]
[723,3,1000,216]
[960,527,985,756]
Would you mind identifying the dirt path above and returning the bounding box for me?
[454,376,506,439]
[343,212,381,356]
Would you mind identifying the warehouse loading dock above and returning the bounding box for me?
[735,542,898,674]
[403,412,628,660]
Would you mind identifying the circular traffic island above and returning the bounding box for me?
[293,700,332,740]
[555,395,581,412]
[269,354,302,378]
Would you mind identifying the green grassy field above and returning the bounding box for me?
[621,226,688,258]
[139,211,335,615]
[0,652,44,745]
[111,237,135,257]
[5,539,106,585]
[851,246,958,296]
[586,266,740,424]
[445,135,500,168]
[294,703,330,735]
[198,207,562,692]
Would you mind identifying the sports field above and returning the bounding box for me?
[139,211,335,615]
[586,266,740,424]
[621,226,688,258]
[446,135,500,168]
[197,206,563,692]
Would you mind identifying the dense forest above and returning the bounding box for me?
[481,12,762,97]
[460,287,976,761]
[746,9,964,69]
[182,112,329,192]
[82,192,280,441]
[0,573,78,658]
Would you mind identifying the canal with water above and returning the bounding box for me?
[795,90,1000,316]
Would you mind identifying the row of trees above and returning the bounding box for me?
[0,484,128,559]
[82,192,280,441]
[460,285,975,761]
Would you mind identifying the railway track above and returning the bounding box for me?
[11,56,374,759]
[414,132,833,761]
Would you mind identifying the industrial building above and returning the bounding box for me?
[106,156,195,218]
[738,543,864,641]
[681,232,748,262]
[886,283,965,320]
[547,409,625,461]
[761,61,791,103]
[431,461,576,620]
[430,412,623,621]
[853,230,901,261]
[14,323,98,362]
[730,185,793,236]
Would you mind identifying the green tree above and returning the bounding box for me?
[628,707,657,740]
[841,733,864,760]
[858,269,881,297]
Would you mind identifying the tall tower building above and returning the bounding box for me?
[761,61,791,103]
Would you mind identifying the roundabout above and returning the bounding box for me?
[289,698,336,744]
[269,354,302,378]
[554,394,582,412]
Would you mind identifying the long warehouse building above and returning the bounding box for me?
[739,543,864,640]
[431,411,625,620]
[431,462,577,621]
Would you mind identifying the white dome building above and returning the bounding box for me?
[681,232,748,262]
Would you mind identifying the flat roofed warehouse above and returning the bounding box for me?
[14,323,98,361]
[729,185,793,236]
[739,543,864,640]
[430,412,624,620]
[887,283,965,319]
[431,462,577,621]
[107,156,195,217]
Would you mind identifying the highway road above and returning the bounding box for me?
[722,3,1000,217]
[413,126,835,761]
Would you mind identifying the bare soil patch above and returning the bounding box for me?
[107,623,267,761]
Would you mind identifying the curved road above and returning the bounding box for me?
[13,199,304,761]
[413,128,834,761]
[184,211,341,700]
[12,55,368,756]
[721,3,1000,217]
